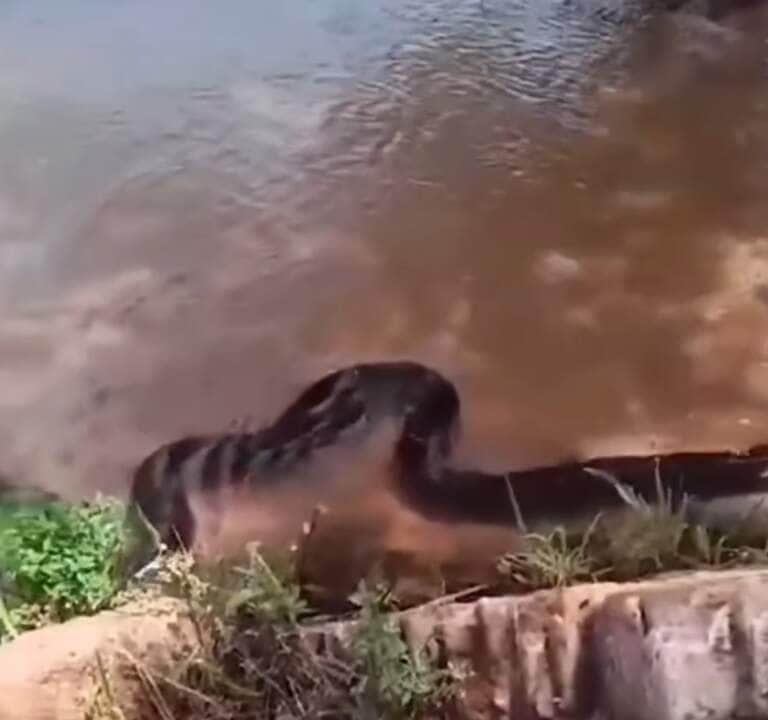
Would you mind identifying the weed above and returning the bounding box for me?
[349,583,455,719]
[0,594,18,640]
[497,517,608,590]
[0,497,125,637]
[499,461,768,590]
[225,542,308,625]
[135,544,455,720]
[589,462,689,576]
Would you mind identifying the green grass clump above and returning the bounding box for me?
[498,464,768,590]
[136,544,455,720]
[0,497,126,640]
[497,519,608,590]
[349,585,455,719]
[224,544,308,626]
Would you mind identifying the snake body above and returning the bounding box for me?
[128,360,768,562]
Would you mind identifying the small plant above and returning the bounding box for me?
[584,463,726,578]
[0,594,22,640]
[349,583,455,719]
[499,461,768,590]
[0,596,51,641]
[141,547,455,720]
[225,542,308,625]
[0,497,125,632]
[151,546,339,718]
[686,524,738,567]
[497,518,607,590]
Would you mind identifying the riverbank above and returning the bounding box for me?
[3,554,768,719]
[4,492,768,718]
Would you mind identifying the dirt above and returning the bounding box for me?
[0,597,199,720]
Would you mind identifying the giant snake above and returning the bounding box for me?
[128,360,768,566]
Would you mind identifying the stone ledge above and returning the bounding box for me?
[317,567,768,720]
[4,568,768,719]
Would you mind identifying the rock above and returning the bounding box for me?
[5,569,768,719]
[590,569,768,720]
[313,567,768,719]
[0,597,200,720]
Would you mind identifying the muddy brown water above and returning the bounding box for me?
[2,0,768,550]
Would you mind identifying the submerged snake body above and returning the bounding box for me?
[129,360,768,559]
[129,362,458,552]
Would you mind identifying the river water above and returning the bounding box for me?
[1,0,768,500]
